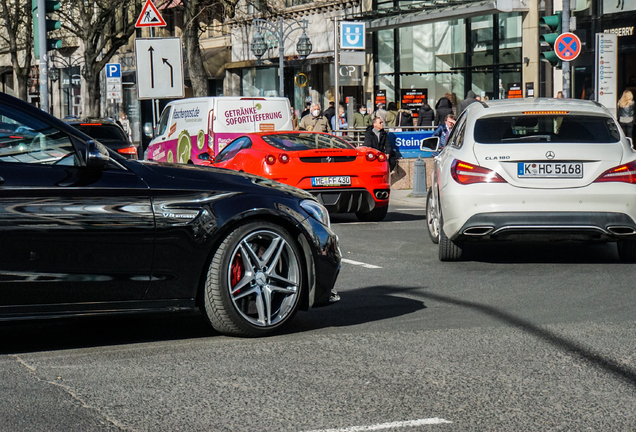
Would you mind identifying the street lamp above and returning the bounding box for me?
[250,17,312,98]
[50,47,83,118]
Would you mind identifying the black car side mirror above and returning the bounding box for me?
[197,152,210,161]
[85,140,110,170]
[420,136,440,152]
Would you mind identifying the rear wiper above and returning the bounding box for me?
[501,135,551,142]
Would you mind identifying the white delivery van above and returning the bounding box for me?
[145,97,292,165]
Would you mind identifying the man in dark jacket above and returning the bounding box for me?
[459,90,479,114]
[364,117,396,171]
[324,101,336,125]
[417,99,435,127]
[434,97,453,126]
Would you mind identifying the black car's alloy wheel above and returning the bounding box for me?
[204,221,303,337]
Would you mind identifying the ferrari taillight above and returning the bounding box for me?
[451,159,506,185]
[366,151,376,161]
[279,153,290,164]
[377,153,387,162]
[594,160,636,184]
[265,154,276,165]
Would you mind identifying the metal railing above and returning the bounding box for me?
[334,125,437,146]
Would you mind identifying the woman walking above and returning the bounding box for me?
[618,90,634,139]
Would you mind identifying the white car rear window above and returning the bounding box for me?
[474,115,621,144]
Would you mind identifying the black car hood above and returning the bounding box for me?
[134,161,316,200]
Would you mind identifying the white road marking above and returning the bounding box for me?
[341,258,382,269]
[303,418,453,432]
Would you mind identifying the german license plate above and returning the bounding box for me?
[311,176,351,187]
[517,162,583,178]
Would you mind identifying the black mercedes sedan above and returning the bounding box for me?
[0,92,340,337]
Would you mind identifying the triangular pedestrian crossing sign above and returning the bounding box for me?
[135,0,167,28]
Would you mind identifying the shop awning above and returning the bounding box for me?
[224,51,334,70]
[364,0,528,31]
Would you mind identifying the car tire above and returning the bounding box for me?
[438,211,463,261]
[617,240,636,263]
[203,221,303,337]
[356,205,389,222]
[426,188,440,244]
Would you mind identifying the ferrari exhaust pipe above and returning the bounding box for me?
[375,191,389,200]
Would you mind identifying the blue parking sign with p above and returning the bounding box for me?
[340,22,365,50]
[106,63,121,78]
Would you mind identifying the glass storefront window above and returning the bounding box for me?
[400,19,465,73]
[378,74,395,103]
[470,16,494,67]
[241,67,279,97]
[378,30,394,74]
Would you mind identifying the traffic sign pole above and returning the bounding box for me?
[562,0,571,98]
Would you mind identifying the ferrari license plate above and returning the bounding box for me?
[311,176,351,187]
[517,162,583,178]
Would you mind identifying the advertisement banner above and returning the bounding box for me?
[388,130,436,158]
[401,88,427,117]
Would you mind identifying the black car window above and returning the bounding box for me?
[475,115,621,144]
[73,124,127,142]
[262,133,354,151]
[216,137,250,163]
[157,107,171,136]
[0,105,76,165]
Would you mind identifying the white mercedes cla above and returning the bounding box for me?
[425,98,636,262]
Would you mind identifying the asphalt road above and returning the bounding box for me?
[1,197,636,431]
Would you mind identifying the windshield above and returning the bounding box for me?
[73,124,127,142]
[474,115,621,144]
[262,133,354,151]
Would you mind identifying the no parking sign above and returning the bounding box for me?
[555,32,582,61]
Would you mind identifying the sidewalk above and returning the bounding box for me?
[389,188,426,208]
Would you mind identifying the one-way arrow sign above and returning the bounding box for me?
[134,37,184,99]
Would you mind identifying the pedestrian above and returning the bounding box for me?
[372,103,388,125]
[416,99,435,127]
[459,90,478,114]
[432,114,456,151]
[448,92,458,115]
[556,91,564,99]
[434,96,453,126]
[324,101,336,125]
[353,103,372,128]
[301,102,311,119]
[618,90,634,139]
[298,103,331,133]
[331,104,348,136]
[364,116,396,171]
[386,102,399,127]
[291,107,299,130]
[395,106,413,131]
[118,112,132,141]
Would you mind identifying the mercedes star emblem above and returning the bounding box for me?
[546,151,555,160]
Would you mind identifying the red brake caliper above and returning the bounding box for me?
[230,252,244,294]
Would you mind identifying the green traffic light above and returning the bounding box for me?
[539,11,562,69]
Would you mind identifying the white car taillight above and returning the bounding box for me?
[594,160,636,184]
[451,159,506,185]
